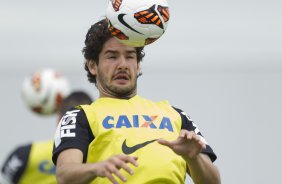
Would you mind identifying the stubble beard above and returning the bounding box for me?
[109,82,137,99]
[98,72,138,99]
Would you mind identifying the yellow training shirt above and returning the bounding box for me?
[19,140,56,184]
[81,95,187,184]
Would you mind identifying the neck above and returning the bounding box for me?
[99,91,137,100]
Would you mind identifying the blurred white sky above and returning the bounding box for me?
[0,1,282,184]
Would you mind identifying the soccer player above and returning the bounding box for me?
[53,18,221,184]
[0,91,93,184]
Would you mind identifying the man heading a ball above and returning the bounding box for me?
[52,18,221,184]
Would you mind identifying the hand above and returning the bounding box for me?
[93,154,138,184]
[158,130,206,161]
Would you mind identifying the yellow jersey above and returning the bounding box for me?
[81,95,186,184]
[1,140,56,184]
[53,95,217,184]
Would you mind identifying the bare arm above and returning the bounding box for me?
[56,148,138,184]
[158,130,221,184]
[186,153,220,184]
[56,148,95,184]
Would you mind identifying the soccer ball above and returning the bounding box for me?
[106,0,170,47]
[21,69,71,115]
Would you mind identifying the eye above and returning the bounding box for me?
[127,54,136,59]
[127,56,134,59]
[107,55,117,59]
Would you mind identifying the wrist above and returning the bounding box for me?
[184,152,202,164]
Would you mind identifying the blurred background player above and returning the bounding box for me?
[0,69,93,184]
[0,91,93,184]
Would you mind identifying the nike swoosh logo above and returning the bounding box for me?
[122,139,157,155]
[118,14,143,35]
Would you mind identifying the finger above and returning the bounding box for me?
[107,164,128,183]
[119,162,134,175]
[198,139,206,149]
[157,138,172,148]
[192,133,200,141]
[180,130,187,137]
[200,141,206,149]
[186,131,194,140]
[121,155,139,167]
[194,135,207,149]
[112,169,127,182]
[191,134,201,144]
[105,172,118,184]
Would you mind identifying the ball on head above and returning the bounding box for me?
[106,0,170,47]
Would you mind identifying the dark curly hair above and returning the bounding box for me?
[82,18,145,85]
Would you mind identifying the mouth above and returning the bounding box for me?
[113,73,130,83]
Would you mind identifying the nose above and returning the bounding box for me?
[117,56,128,70]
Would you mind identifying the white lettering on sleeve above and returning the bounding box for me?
[2,155,23,182]
[54,109,80,147]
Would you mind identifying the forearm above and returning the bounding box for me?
[186,154,221,184]
[56,163,97,184]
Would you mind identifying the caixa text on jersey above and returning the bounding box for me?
[102,115,174,132]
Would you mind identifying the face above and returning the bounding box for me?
[88,38,140,99]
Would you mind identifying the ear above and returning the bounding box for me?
[87,60,97,75]
[137,62,142,77]
[137,62,141,73]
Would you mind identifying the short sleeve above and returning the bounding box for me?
[52,108,94,165]
[1,144,31,183]
[173,107,217,162]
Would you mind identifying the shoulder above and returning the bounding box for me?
[140,96,173,110]
[53,107,94,165]
[171,106,196,130]
[7,143,32,160]
[59,107,89,126]
[55,107,89,145]
[1,143,32,183]
[172,107,193,120]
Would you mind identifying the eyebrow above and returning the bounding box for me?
[104,49,137,55]
[103,49,114,54]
